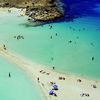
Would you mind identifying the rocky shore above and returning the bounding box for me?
[0,0,64,21]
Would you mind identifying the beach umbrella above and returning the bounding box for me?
[53,84,58,90]
[49,90,54,95]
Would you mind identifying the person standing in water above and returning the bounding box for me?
[9,72,11,78]
[53,66,55,70]
[3,44,6,50]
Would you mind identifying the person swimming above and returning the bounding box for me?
[92,56,94,61]
[56,33,58,36]
[51,57,54,61]
[49,25,52,29]
[68,40,72,43]
[50,36,52,39]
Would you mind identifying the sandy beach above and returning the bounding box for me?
[0,45,100,100]
[0,7,26,16]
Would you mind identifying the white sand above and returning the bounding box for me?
[0,46,100,100]
[0,7,26,16]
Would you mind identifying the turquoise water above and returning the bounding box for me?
[0,9,100,81]
[0,56,42,100]
[0,11,43,100]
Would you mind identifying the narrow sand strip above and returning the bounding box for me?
[0,46,100,100]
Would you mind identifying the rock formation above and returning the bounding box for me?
[0,0,63,21]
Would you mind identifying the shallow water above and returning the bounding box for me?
[0,8,100,80]
[0,56,42,100]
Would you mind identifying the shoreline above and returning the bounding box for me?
[0,46,100,100]
[0,7,26,16]
[0,46,49,100]
[0,7,100,100]
[0,7,65,27]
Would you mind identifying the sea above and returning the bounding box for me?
[0,0,100,100]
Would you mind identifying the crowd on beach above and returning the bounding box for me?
[2,63,97,99]
[38,69,66,97]
[38,24,99,98]
[36,68,98,98]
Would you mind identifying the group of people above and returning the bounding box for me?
[3,44,6,50]
[59,76,66,80]
[69,26,86,32]
[14,35,24,40]
[80,93,90,97]
[79,80,97,97]
[39,70,50,75]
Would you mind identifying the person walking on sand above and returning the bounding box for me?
[37,77,40,82]
[53,66,55,70]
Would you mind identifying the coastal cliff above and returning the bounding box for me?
[0,0,63,21]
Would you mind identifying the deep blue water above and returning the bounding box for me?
[61,0,100,18]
